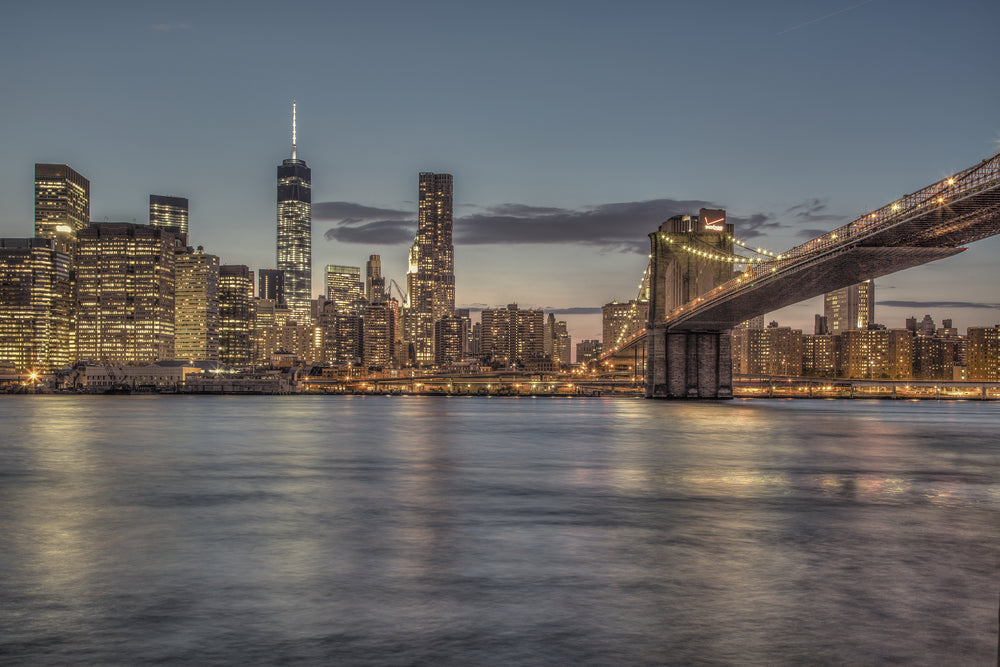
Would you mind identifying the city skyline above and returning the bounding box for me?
[2,1,999,343]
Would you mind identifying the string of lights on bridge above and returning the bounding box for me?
[606,156,998,356]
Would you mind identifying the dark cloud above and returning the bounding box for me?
[313,202,410,221]
[318,198,788,251]
[786,198,845,224]
[315,201,416,244]
[730,213,784,239]
[324,220,415,245]
[878,300,1000,310]
[457,198,740,254]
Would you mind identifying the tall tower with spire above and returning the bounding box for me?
[276,99,312,323]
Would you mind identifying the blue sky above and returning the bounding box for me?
[1,0,998,343]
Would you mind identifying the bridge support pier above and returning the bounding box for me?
[646,326,732,399]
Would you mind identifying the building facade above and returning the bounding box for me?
[219,265,255,367]
[34,163,90,255]
[362,302,394,368]
[149,195,189,246]
[75,223,176,364]
[258,268,285,304]
[824,280,874,335]
[404,172,455,364]
[0,238,74,371]
[480,304,545,368]
[326,265,363,313]
[434,315,466,367]
[967,326,1000,381]
[174,249,220,361]
[602,299,649,351]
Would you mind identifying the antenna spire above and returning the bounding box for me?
[291,99,298,161]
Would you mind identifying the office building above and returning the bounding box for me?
[75,223,176,364]
[149,195,189,246]
[326,265,363,313]
[317,301,361,365]
[366,254,384,303]
[219,265,255,367]
[34,163,90,255]
[174,249,220,361]
[824,280,874,335]
[0,238,74,371]
[404,172,455,364]
[363,302,394,368]
[258,269,285,304]
[277,100,312,322]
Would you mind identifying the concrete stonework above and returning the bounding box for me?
[645,213,735,399]
[646,326,733,398]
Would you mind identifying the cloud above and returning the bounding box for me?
[877,300,1000,310]
[153,23,190,31]
[316,202,416,244]
[457,198,763,253]
[313,202,410,221]
[323,220,415,245]
[318,198,787,251]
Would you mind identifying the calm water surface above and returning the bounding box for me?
[1,396,997,665]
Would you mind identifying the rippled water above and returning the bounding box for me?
[1,396,997,665]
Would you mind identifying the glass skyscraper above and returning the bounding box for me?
[277,101,312,323]
[150,195,189,246]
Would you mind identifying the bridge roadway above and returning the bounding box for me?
[635,149,1000,398]
[664,149,1000,331]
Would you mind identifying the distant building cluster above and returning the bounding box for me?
[731,283,999,381]
[0,107,577,377]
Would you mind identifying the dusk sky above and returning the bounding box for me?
[1,0,998,343]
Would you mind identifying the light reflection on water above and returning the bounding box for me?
[0,396,997,665]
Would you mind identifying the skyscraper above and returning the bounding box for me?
[404,172,455,364]
[76,223,176,364]
[824,280,874,335]
[258,268,285,304]
[149,195,189,246]
[34,163,90,255]
[219,265,255,367]
[0,238,74,371]
[174,249,220,361]
[325,265,363,313]
[277,100,312,323]
[366,254,384,303]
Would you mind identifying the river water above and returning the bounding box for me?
[0,396,997,665]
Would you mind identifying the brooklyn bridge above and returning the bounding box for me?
[598,149,1000,398]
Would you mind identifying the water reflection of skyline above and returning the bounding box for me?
[1,396,997,664]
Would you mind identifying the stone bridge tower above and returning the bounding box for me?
[646,209,735,398]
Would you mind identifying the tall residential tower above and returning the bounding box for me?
[277,100,312,323]
[404,172,455,364]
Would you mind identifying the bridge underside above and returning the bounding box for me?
[668,246,964,331]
